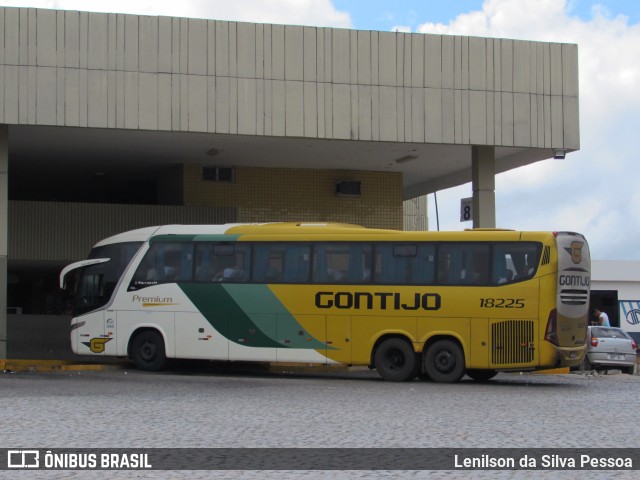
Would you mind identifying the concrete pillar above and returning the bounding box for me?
[0,125,7,359]
[471,146,496,228]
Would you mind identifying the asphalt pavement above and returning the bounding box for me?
[1,365,639,479]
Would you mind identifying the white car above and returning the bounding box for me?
[578,326,637,374]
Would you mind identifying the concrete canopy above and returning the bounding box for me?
[1,6,579,200]
[8,125,563,201]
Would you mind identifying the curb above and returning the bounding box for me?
[533,367,570,375]
[0,359,123,373]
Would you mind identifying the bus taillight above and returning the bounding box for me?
[544,309,559,346]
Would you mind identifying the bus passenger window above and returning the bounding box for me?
[492,243,541,285]
[313,244,371,284]
[373,243,434,284]
[283,245,311,283]
[195,243,250,283]
[253,244,286,283]
[128,243,193,290]
[195,244,216,281]
[437,244,489,285]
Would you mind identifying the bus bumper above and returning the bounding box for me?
[555,344,587,368]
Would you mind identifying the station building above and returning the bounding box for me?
[0,6,580,357]
[591,261,640,342]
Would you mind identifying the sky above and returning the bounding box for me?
[1,0,639,261]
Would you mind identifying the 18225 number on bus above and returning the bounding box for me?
[480,298,525,308]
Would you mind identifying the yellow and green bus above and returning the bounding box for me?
[60,223,591,382]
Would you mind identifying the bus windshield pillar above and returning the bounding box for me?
[471,146,496,229]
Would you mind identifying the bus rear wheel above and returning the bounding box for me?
[424,339,465,383]
[374,338,417,382]
[131,330,167,371]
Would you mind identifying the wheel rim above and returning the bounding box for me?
[140,341,157,362]
[384,348,406,370]
[434,349,455,373]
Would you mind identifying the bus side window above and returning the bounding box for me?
[313,244,370,284]
[492,243,541,285]
[195,244,216,281]
[283,245,310,283]
[196,243,250,282]
[226,244,250,282]
[414,247,436,284]
[253,244,285,283]
[374,244,435,284]
[437,244,489,285]
[129,243,193,290]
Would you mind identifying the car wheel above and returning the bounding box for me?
[131,330,167,371]
[374,338,417,382]
[424,339,465,383]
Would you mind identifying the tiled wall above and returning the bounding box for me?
[184,165,403,229]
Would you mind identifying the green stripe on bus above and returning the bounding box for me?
[178,283,282,348]
[177,283,328,350]
[223,284,330,350]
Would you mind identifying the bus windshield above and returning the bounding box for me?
[74,242,142,315]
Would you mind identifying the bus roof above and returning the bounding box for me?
[91,223,567,247]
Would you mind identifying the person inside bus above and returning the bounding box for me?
[512,256,534,280]
[213,257,244,282]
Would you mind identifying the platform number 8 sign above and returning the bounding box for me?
[460,197,473,222]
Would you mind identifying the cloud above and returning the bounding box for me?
[420,0,640,260]
[0,0,352,27]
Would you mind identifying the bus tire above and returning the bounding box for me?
[131,330,167,372]
[374,338,417,382]
[424,339,465,383]
[466,369,498,382]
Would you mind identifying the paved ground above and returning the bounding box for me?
[1,364,639,479]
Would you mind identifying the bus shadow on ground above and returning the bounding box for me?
[147,359,591,387]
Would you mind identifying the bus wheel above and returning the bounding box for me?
[466,369,498,382]
[131,330,167,371]
[374,338,417,382]
[424,340,465,383]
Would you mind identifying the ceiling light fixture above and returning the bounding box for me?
[553,149,566,160]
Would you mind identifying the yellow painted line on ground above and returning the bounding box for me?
[533,367,570,375]
[1,359,117,372]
